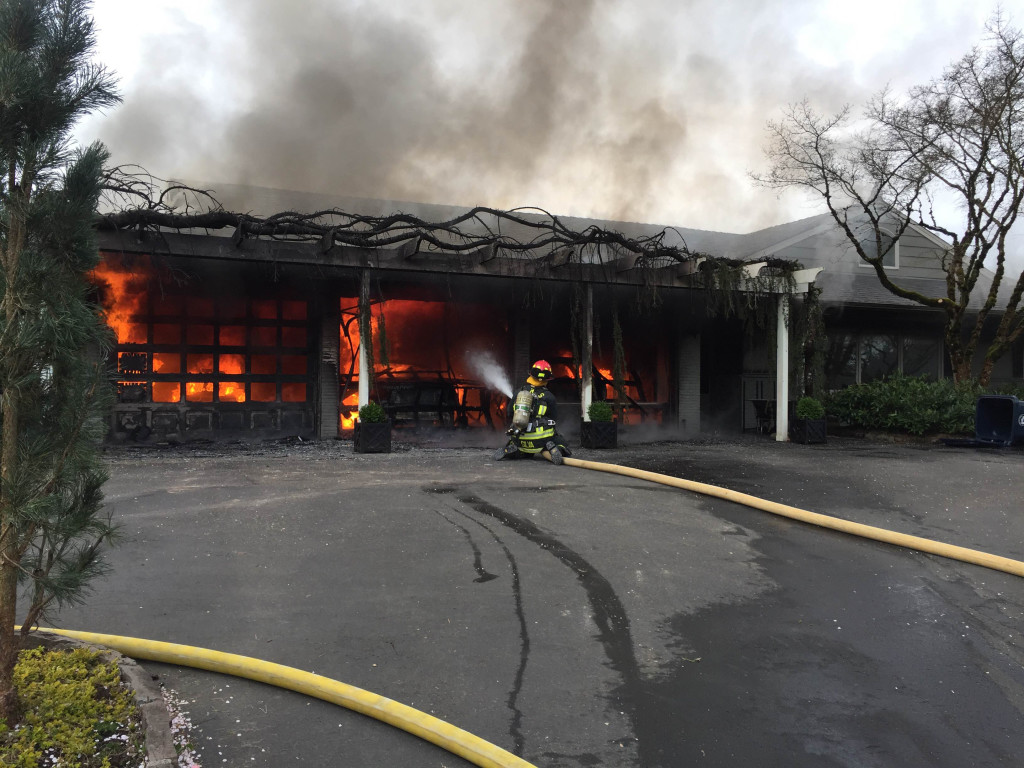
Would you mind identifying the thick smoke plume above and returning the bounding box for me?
[84,0,997,233]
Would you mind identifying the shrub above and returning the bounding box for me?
[825,374,980,436]
[992,381,1024,400]
[587,401,614,422]
[795,396,825,420]
[358,401,388,423]
[0,647,143,768]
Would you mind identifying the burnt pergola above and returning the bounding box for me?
[97,173,707,269]
[92,171,813,442]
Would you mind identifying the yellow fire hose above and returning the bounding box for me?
[33,628,536,768]
[554,453,1024,578]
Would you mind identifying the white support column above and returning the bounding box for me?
[775,294,789,442]
[358,270,370,408]
[357,341,370,407]
[581,284,594,422]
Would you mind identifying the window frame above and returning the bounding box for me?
[113,295,311,406]
[826,331,943,388]
[857,229,900,269]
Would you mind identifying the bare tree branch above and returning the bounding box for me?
[756,13,1024,385]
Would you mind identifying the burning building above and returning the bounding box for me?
[91,187,736,444]
[95,185,1003,445]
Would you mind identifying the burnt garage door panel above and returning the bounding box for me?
[218,411,247,431]
[94,253,315,443]
[111,405,314,442]
[151,410,180,436]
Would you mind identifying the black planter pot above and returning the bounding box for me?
[790,418,827,444]
[581,420,618,449]
[354,420,392,453]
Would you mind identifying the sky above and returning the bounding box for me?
[75,0,1022,244]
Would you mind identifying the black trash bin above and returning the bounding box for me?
[974,395,1024,446]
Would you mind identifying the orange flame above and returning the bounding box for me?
[340,393,359,430]
[219,382,245,403]
[91,255,152,343]
[186,382,213,402]
[337,297,510,428]
[218,354,247,402]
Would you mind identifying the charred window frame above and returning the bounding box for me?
[114,295,311,405]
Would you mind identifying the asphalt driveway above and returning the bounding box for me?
[52,436,1024,767]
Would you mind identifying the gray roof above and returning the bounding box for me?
[175,184,1013,312]
[816,272,944,308]
[198,182,775,260]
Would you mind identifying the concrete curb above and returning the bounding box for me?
[32,631,177,768]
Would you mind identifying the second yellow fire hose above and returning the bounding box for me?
[556,453,1024,578]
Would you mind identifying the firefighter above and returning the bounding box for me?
[493,359,571,465]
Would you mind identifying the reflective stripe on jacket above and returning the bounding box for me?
[515,425,555,453]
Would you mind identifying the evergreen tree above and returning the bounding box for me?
[0,0,118,721]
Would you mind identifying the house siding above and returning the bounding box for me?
[895,229,950,278]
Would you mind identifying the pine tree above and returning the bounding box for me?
[0,0,119,721]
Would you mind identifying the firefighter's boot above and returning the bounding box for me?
[493,442,519,461]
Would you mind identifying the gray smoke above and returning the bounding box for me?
[83,0,1001,233]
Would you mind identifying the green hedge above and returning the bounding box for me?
[824,374,1024,436]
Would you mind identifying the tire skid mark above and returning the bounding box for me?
[429,486,644,764]
[430,491,530,755]
[455,507,532,756]
[434,508,500,583]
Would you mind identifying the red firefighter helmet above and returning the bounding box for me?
[529,359,553,383]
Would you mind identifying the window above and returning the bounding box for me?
[902,337,942,378]
[826,332,941,388]
[107,295,310,405]
[858,230,899,268]
[860,334,899,382]
[824,333,858,389]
